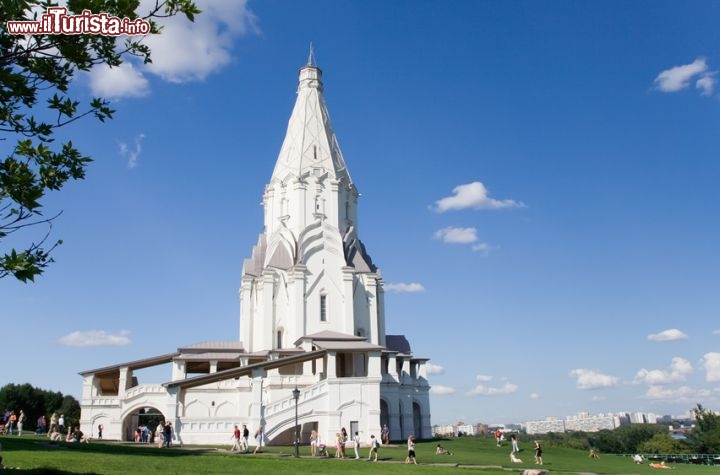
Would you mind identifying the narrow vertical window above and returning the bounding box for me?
[276,330,283,349]
[320,294,327,322]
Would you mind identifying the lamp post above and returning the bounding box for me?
[292,386,300,458]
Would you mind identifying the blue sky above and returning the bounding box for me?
[2,0,720,426]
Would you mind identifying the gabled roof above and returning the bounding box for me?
[294,330,365,346]
[178,341,244,352]
[313,340,385,352]
[176,352,243,361]
[164,349,326,390]
[79,352,179,377]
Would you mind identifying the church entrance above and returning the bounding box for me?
[122,407,165,442]
[379,399,389,435]
[413,402,422,439]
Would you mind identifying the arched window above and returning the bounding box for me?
[320,294,327,322]
[276,329,283,349]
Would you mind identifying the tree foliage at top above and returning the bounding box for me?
[0,0,199,282]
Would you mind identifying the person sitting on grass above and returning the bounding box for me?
[436,444,452,455]
[589,447,599,459]
[49,427,62,442]
[510,452,523,463]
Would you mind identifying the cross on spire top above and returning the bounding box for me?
[307,43,317,66]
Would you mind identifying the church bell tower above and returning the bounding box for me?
[239,52,386,353]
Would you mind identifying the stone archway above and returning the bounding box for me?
[380,399,389,433]
[121,407,165,443]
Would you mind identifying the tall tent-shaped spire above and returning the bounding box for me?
[241,51,381,354]
[270,49,351,185]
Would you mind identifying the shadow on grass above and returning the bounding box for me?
[0,435,213,460]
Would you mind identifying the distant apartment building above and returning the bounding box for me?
[456,424,476,436]
[565,413,618,432]
[527,411,665,434]
[526,417,566,435]
[432,424,455,437]
[432,422,477,437]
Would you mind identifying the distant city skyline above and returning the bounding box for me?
[2,0,720,426]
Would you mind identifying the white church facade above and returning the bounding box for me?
[79,55,432,446]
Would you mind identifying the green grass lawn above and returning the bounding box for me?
[0,435,716,474]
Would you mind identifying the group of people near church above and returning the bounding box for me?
[230,424,251,453]
[1,410,66,437]
[306,427,381,461]
[155,421,176,448]
[228,424,265,454]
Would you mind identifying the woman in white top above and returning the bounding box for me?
[405,435,417,464]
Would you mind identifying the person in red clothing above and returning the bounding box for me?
[494,428,503,447]
[231,425,241,452]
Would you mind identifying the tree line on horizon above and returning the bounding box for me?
[0,383,80,433]
[522,405,720,455]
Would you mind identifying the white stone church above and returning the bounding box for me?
[79,55,432,446]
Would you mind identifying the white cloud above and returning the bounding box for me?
[529,393,540,400]
[467,382,518,396]
[432,182,525,212]
[476,374,493,382]
[644,385,710,401]
[713,329,720,335]
[88,62,149,99]
[653,58,708,92]
[86,1,258,98]
[701,352,720,382]
[118,133,146,168]
[385,282,425,293]
[591,395,607,402]
[633,357,693,385]
[696,74,716,96]
[426,363,445,375]
[569,369,619,390]
[431,385,456,395]
[58,330,131,347]
[647,328,688,342]
[434,227,478,244]
[142,0,258,83]
[471,243,491,255]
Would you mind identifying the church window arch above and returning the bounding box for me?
[276,328,284,349]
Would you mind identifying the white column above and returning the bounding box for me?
[342,267,354,333]
[289,265,307,342]
[172,360,186,381]
[210,360,218,374]
[368,351,381,378]
[239,277,254,345]
[293,177,307,232]
[400,357,411,383]
[326,352,337,379]
[366,275,379,344]
[387,354,399,382]
[119,366,133,395]
[249,368,267,439]
[376,278,386,347]
[261,272,275,350]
